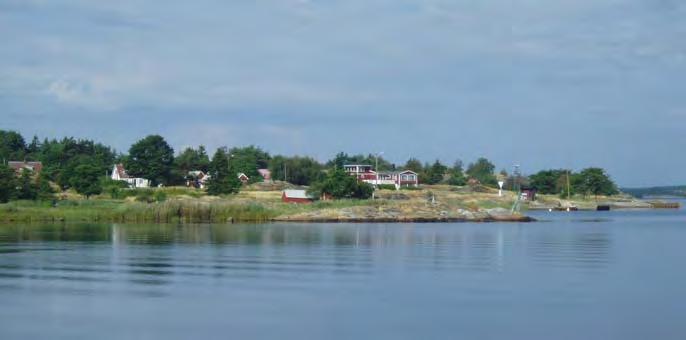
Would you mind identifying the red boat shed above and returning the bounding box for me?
[282,190,313,204]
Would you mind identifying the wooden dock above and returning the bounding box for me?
[649,201,681,209]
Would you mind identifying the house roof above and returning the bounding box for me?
[376,170,418,175]
[257,168,271,179]
[283,189,311,199]
[237,173,249,179]
[114,163,130,178]
[8,161,43,173]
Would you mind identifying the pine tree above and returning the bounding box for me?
[206,148,241,195]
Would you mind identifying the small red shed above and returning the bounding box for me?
[282,189,313,204]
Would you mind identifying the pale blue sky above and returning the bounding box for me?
[1,0,685,186]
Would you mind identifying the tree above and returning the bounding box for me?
[0,165,16,203]
[228,146,271,183]
[37,137,116,189]
[403,158,424,173]
[447,160,467,186]
[575,167,618,198]
[425,160,447,185]
[327,152,394,171]
[36,173,55,201]
[15,170,38,200]
[206,148,241,195]
[127,135,174,186]
[529,169,568,195]
[309,168,373,199]
[71,164,103,198]
[466,157,498,187]
[173,146,210,184]
[0,130,26,161]
[269,155,324,185]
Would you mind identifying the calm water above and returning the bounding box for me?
[1,205,685,339]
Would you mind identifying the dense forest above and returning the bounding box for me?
[0,129,620,202]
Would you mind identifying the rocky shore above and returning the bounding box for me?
[273,205,535,223]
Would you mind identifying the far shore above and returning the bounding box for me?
[0,183,678,225]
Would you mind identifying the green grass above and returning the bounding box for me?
[0,199,275,223]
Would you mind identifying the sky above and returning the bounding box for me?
[1,0,685,187]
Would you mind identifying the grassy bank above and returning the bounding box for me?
[0,185,535,224]
[0,194,382,224]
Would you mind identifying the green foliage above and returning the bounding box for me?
[36,174,55,201]
[575,167,618,197]
[15,170,38,200]
[377,184,397,190]
[22,137,116,190]
[135,190,154,203]
[529,169,569,194]
[101,178,129,199]
[133,189,168,203]
[127,135,174,186]
[71,164,103,198]
[466,157,498,187]
[0,130,27,161]
[173,146,210,184]
[403,158,424,174]
[328,152,394,171]
[206,148,241,195]
[0,164,16,203]
[269,155,324,185]
[425,160,447,185]
[228,145,271,183]
[447,160,467,186]
[154,190,167,202]
[309,168,374,199]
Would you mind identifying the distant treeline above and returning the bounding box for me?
[621,186,686,198]
[0,129,619,202]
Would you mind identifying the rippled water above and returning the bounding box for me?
[1,207,685,339]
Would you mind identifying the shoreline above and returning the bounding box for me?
[1,185,678,225]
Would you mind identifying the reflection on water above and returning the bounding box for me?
[1,210,686,340]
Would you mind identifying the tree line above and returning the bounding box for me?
[0,130,619,202]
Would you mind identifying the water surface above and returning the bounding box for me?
[1,207,685,339]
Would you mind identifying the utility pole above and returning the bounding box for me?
[567,169,571,200]
[374,151,384,186]
[511,163,522,214]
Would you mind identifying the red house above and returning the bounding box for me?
[8,161,43,176]
[282,189,313,204]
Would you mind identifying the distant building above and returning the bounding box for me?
[258,168,272,182]
[343,164,419,189]
[282,189,313,204]
[237,173,250,184]
[187,170,210,189]
[520,187,537,201]
[7,161,42,176]
[111,164,150,188]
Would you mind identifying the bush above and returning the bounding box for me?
[135,190,154,203]
[377,184,397,190]
[154,191,167,202]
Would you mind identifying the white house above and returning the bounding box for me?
[111,164,150,188]
[187,170,210,189]
[343,164,419,189]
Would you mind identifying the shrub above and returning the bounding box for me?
[135,190,155,203]
[154,191,167,203]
